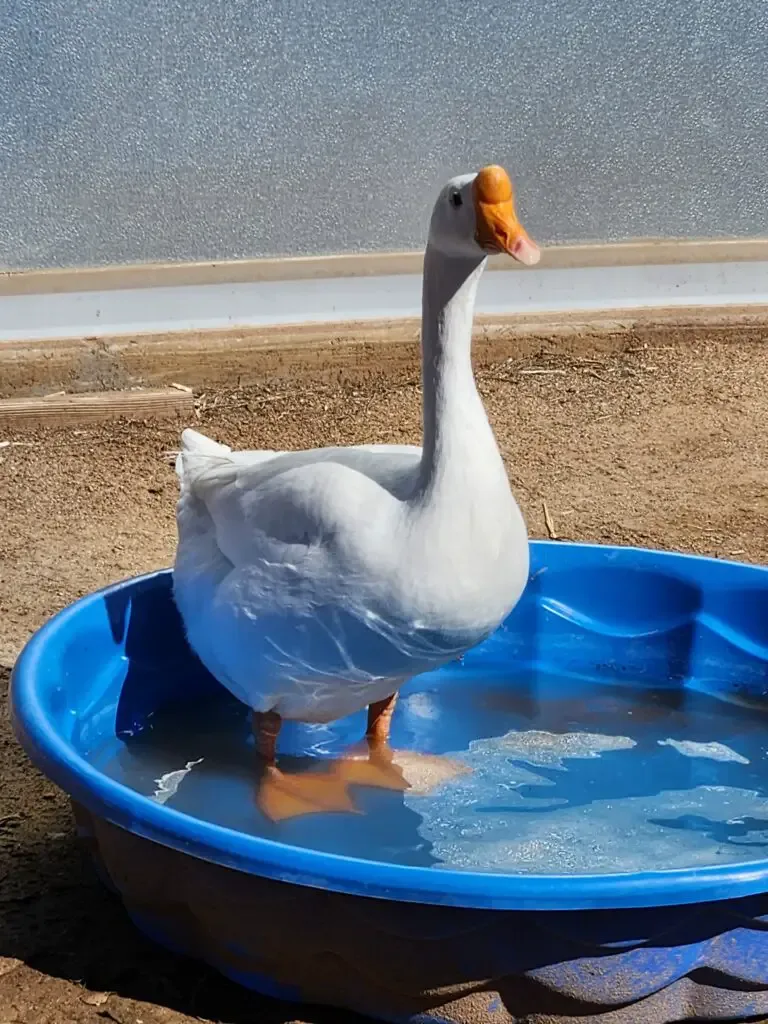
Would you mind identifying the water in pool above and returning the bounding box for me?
[84,671,768,874]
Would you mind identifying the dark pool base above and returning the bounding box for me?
[73,802,768,1024]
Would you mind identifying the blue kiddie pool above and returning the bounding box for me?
[11,541,768,1023]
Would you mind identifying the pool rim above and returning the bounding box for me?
[10,540,768,911]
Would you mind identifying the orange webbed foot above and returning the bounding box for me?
[257,764,360,822]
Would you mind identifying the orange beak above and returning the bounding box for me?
[473,165,540,266]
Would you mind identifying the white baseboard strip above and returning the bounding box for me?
[2,254,768,344]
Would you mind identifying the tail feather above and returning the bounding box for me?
[181,427,232,456]
[175,428,233,486]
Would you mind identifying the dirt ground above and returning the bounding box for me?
[2,332,768,1024]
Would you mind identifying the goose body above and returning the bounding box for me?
[173,165,540,817]
[175,428,527,722]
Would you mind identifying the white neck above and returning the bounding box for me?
[417,243,508,500]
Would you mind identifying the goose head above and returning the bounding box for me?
[427,164,540,266]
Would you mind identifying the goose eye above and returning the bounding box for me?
[449,189,463,209]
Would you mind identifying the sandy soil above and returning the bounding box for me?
[1,333,768,1023]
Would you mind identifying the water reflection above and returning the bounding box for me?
[85,670,768,875]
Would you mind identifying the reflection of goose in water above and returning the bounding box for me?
[172,165,540,820]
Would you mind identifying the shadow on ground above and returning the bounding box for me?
[0,669,368,1024]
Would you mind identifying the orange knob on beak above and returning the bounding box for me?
[473,165,540,266]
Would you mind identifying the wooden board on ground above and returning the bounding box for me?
[0,387,194,429]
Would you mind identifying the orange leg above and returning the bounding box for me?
[252,710,359,822]
[254,696,470,816]
[338,693,471,796]
[252,710,281,764]
[334,693,410,791]
[366,693,399,748]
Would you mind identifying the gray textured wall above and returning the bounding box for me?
[1,0,766,270]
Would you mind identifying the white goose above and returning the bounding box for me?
[173,164,540,821]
